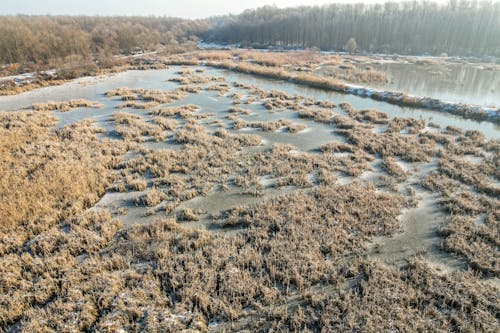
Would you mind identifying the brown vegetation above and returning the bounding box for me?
[419,132,499,276]
[298,107,332,123]
[232,118,304,133]
[108,87,187,109]
[197,54,497,123]
[242,260,498,332]
[381,156,408,179]
[0,111,125,251]
[32,99,103,112]
[113,112,166,142]
[1,64,499,332]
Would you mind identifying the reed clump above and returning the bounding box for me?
[169,73,224,85]
[136,188,167,207]
[298,107,332,123]
[381,156,408,179]
[320,141,357,153]
[113,112,166,142]
[232,118,304,133]
[228,107,252,115]
[176,207,200,221]
[151,104,201,120]
[195,51,233,61]
[108,87,187,108]
[32,99,104,112]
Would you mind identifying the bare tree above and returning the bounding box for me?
[0,16,209,70]
[345,37,357,54]
[205,0,500,57]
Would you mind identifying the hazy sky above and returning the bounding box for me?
[0,0,437,18]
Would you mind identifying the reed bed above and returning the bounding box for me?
[381,156,408,179]
[150,104,201,120]
[2,69,499,332]
[419,133,499,276]
[243,259,498,332]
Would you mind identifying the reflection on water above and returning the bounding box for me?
[216,69,500,138]
[370,62,499,107]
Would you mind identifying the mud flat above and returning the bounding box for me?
[370,191,467,272]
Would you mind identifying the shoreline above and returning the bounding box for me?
[202,60,500,124]
[1,56,499,125]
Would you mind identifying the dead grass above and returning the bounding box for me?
[336,124,436,162]
[169,73,224,86]
[228,107,252,115]
[247,259,498,332]
[235,49,322,67]
[0,111,130,329]
[381,156,408,179]
[116,101,160,109]
[419,137,499,276]
[32,99,104,112]
[113,112,166,142]
[152,116,178,130]
[320,141,356,153]
[0,79,68,96]
[2,69,499,331]
[108,87,187,108]
[232,118,303,133]
[298,107,332,123]
[287,123,306,133]
[195,51,233,61]
[0,111,125,248]
[136,188,167,207]
[176,207,200,221]
[151,104,200,120]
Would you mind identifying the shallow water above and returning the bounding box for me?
[1,67,499,138]
[370,190,467,272]
[372,62,500,107]
[174,186,294,231]
[212,68,500,138]
[317,61,500,107]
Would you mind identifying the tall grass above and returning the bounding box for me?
[32,99,104,112]
[2,67,499,331]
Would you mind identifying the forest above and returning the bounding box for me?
[0,0,498,76]
[205,0,500,56]
[0,16,207,74]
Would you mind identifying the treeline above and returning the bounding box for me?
[0,16,208,68]
[1,0,498,73]
[204,1,500,56]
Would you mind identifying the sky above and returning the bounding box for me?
[0,0,444,18]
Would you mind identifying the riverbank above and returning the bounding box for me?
[2,50,499,124]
